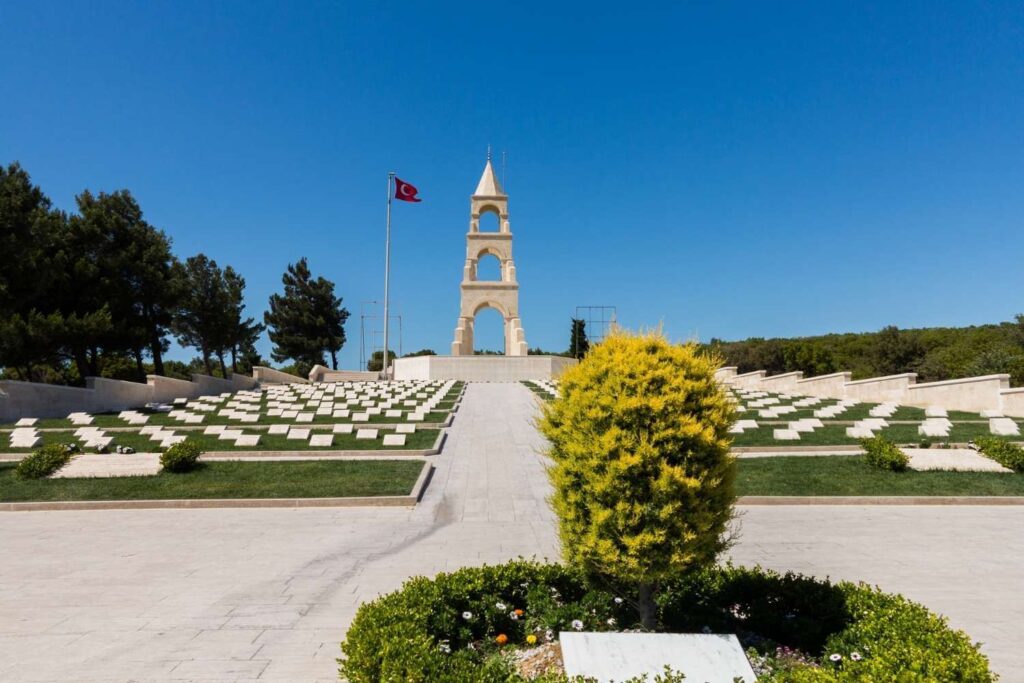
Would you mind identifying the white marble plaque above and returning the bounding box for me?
[560,632,756,683]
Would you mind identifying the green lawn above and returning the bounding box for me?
[0,459,424,502]
[737,455,1024,496]
[1,428,440,454]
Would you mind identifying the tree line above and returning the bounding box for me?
[702,320,1024,385]
[0,162,349,384]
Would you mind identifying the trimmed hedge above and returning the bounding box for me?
[15,444,74,479]
[860,436,909,472]
[339,560,992,682]
[975,437,1024,472]
[159,440,202,473]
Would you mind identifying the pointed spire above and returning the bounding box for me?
[474,157,505,197]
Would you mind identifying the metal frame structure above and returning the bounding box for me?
[359,300,402,372]
[574,305,617,351]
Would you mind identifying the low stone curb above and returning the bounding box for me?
[0,461,434,512]
[738,496,1024,505]
[732,445,862,454]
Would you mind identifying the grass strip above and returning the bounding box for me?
[737,455,1024,496]
[0,459,424,502]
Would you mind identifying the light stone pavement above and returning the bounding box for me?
[0,383,1022,681]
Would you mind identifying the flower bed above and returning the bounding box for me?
[339,560,993,682]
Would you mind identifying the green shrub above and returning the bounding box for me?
[539,330,736,627]
[338,560,993,682]
[860,436,909,472]
[159,440,202,473]
[15,444,74,479]
[975,437,1024,472]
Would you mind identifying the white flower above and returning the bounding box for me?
[545,629,554,642]
[571,619,584,631]
[606,618,616,627]
[438,640,451,654]
[462,611,473,620]
[850,652,862,662]
[510,612,519,620]
[613,597,624,605]
[495,601,507,611]
[829,653,842,662]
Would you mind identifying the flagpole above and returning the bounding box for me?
[382,171,395,380]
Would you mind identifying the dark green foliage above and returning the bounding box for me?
[974,437,1024,472]
[264,258,349,370]
[15,444,73,479]
[172,255,260,377]
[403,348,437,357]
[568,318,589,359]
[159,440,202,473]
[861,437,909,472]
[707,319,1024,385]
[1,161,259,385]
[366,349,396,372]
[339,560,993,682]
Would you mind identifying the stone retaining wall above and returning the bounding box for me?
[0,372,258,423]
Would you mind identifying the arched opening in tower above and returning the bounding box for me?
[472,306,506,354]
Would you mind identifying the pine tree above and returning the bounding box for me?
[172,254,234,376]
[264,258,349,373]
[569,318,590,359]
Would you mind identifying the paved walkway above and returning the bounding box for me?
[0,383,1022,681]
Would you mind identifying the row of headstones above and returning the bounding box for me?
[533,380,559,397]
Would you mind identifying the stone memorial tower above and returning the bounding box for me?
[450,156,529,356]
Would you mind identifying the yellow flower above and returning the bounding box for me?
[526,634,538,645]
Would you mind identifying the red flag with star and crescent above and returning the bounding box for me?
[394,177,421,202]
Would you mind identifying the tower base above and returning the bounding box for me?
[392,355,576,381]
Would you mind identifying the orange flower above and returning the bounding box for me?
[514,609,524,616]
[495,633,509,645]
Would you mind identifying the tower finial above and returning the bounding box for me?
[487,144,492,161]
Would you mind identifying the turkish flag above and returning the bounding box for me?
[394,177,421,202]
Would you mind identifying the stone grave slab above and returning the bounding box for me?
[903,448,1012,473]
[989,418,1020,436]
[355,429,378,440]
[53,453,162,479]
[772,429,800,441]
[382,434,406,446]
[333,424,354,434]
[15,418,38,427]
[560,632,755,683]
[234,435,260,447]
[309,434,334,447]
[268,424,289,435]
[925,407,948,417]
[396,424,416,434]
[287,428,310,440]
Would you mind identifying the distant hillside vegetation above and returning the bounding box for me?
[703,317,1024,386]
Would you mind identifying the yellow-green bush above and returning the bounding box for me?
[539,329,736,626]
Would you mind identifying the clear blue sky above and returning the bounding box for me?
[3,2,1022,369]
